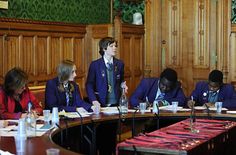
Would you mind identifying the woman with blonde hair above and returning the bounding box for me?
[0,67,42,119]
[45,60,92,112]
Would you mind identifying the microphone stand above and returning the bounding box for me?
[62,115,69,148]
[117,106,122,142]
[76,111,84,152]
[55,123,64,146]
[132,108,139,138]
[154,102,160,130]
[190,103,199,133]
[204,103,211,119]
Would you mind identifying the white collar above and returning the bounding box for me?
[103,56,113,65]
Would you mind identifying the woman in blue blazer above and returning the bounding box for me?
[86,37,127,107]
[86,37,127,155]
[45,60,92,112]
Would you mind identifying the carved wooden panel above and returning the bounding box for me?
[193,0,210,68]
[230,26,236,82]
[162,0,183,68]
[145,0,230,96]
[116,21,145,96]
[0,18,87,88]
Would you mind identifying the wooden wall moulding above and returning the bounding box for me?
[0,17,87,90]
[115,17,145,96]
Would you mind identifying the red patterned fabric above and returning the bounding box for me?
[116,119,236,154]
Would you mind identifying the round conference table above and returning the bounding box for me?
[1,109,236,155]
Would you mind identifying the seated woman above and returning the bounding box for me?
[45,60,92,112]
[0,67,43,119]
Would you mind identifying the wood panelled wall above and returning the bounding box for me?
[145,0,231,96]
[0,18,144,97]
[114,17,145,96]
[0,18,88,88]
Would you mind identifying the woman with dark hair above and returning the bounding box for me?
[0,67,42,119]
[45,60,92,112]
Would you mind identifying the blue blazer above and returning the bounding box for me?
[190,81,236,108]
[45,77,92,112]
[130,78,186,107]
[86,57,124,106]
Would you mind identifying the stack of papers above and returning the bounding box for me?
[159,105,183,111]
[194,106,206,110]
[59,108,92,118]
[0,124,53,137]
[209,107,228,111]
[101,107,119,114]
[226,111,236,114]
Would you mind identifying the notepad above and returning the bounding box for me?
[226,111,236,114]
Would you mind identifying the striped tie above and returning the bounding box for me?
[107,62,113,71]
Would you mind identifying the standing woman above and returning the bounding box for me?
[86,37,127,155]
[45,60,92,112]
[86,37,127,108]
[0,67,43,119]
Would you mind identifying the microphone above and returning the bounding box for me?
[132,107,139,138]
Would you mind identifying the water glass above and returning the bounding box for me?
[51,107,59,124]
[172,101,178,113]
[215,102,222,113]
[93,104,100,115]
[46,148,60,155]
[139,102,146,114]
[17,118,26,138]
[15,136,26,155]
[43,110,51,124]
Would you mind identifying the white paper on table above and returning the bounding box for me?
[159,105,183,111]
[226,111,236,114]
[101,107,120,114]
[178,108,191,112]
[0,124,53,137]
[209,107,228,111]
[58,108,92,118]
[0,149,14,155]
[194,106,206,110]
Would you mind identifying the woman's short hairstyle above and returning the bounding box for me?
[57,60,75,83]
[3,67,28,95]
[99,37,117,56]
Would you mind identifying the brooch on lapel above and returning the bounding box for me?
[115,65,118,72]
[101,70,105,77]
[116,74,121,79]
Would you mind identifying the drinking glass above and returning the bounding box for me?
[43,110,50,124]
[215,102,222,113]
[15,136,26,155]
[172,101,178,113]
[46,148,60,155]
[139,102,146,114]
